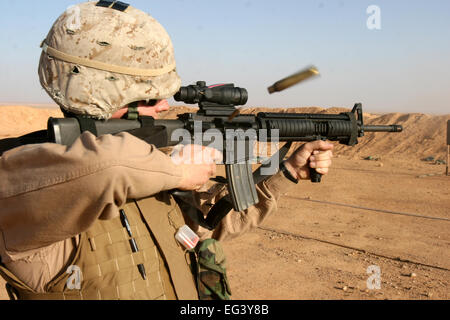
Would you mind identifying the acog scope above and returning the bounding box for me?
[174,81,248,106]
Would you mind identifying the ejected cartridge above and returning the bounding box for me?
[268,66,320,94]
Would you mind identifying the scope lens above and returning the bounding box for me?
[174,87,198,103]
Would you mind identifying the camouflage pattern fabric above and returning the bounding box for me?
[38,2,180,119]
[193,239,232,300]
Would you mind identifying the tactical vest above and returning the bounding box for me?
[0,192,199,300]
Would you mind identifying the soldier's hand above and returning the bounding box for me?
[284,140,334,181]
[172,145,222,191]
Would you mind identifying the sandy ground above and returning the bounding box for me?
[0,106,449,300]
[223,156,449,300]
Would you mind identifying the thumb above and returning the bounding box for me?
[302,140,334,153]
[295,140,334,161]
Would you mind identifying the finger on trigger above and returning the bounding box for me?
[211,149,223,163]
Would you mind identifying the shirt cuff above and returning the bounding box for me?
[263,170,298,197]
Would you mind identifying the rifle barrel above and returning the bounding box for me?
[363,125,403,133]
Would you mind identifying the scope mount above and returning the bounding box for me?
[198,102,238,117]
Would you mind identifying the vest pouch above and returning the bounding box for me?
[193,239,232,301]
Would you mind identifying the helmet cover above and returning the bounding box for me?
[38,1,181,119]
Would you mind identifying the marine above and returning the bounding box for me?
[0,1,334,300]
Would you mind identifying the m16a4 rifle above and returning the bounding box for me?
[0,81,403,230]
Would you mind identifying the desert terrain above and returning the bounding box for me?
[0,105,449,300]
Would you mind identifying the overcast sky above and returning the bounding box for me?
[0,0,449,114]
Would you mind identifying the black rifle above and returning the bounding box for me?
[0,81,403,230]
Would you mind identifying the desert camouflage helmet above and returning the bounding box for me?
[38,1,180,119]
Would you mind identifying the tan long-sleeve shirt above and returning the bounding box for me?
[0,132,294,292]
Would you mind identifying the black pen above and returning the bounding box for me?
[120,209,133,237]
[120,210,147,281]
